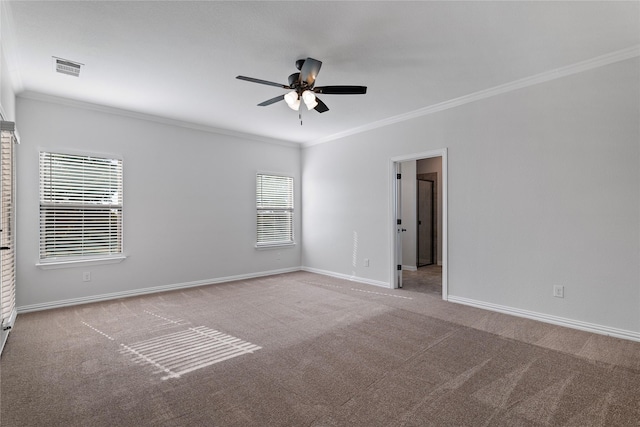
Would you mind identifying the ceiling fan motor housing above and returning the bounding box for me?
[288,73,300,89]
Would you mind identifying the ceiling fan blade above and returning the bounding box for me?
[258,95,285,106]
[299,58,322,87]
[314,85,367,95]
[314,97,329,113]
[236,75,289,89]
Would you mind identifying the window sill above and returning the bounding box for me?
[36,255,127,270]
[255,242,296,250]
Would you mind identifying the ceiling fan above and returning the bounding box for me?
[236,57,367,113]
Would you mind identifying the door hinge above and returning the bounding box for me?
[397,173,401,179]
[397,265,402,271]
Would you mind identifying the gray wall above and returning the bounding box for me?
[9,47,640,338]
[0,3,16,121]
[16,96,302,309]
[302,58,640,334]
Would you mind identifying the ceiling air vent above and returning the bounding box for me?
[53,57,83,77]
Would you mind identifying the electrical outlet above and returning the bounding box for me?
[553,285,564,298]
[364,258,369,267]
[82,272,91,282]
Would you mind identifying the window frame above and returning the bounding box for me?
[37,149,125,267]
[255,172,295,249]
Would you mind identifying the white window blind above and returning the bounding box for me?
[39,151,123,261]
[256,174,294,246]
[1,123,17,337]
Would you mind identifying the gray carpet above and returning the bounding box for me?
[2,271,639,426]
[402,265,443,295]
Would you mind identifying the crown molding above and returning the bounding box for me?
[17,91,302,148]
[304,45,640,148]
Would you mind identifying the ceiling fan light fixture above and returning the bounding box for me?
[302,90,318,110]
[284,90,301,110]
[301,90,315,103]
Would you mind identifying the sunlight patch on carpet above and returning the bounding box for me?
[119,326,262,380]
[82,321,115,341]
[143,310,190,331]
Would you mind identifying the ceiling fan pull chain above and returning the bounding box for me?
[299,113,302,126]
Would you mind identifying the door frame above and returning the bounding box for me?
[389,148,448,300]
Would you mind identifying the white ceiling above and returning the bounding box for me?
[4,1,639,145]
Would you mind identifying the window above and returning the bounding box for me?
[256,174,294,247]
[39,151,123,262]
[1,122,17,348]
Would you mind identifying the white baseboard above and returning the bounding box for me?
[17,267,302,313]
[402,265,417,271]
[448,295,640,343]
[301,266,391,289]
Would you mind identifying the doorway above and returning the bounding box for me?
[390,149,447,300]
[417,175,436,267]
